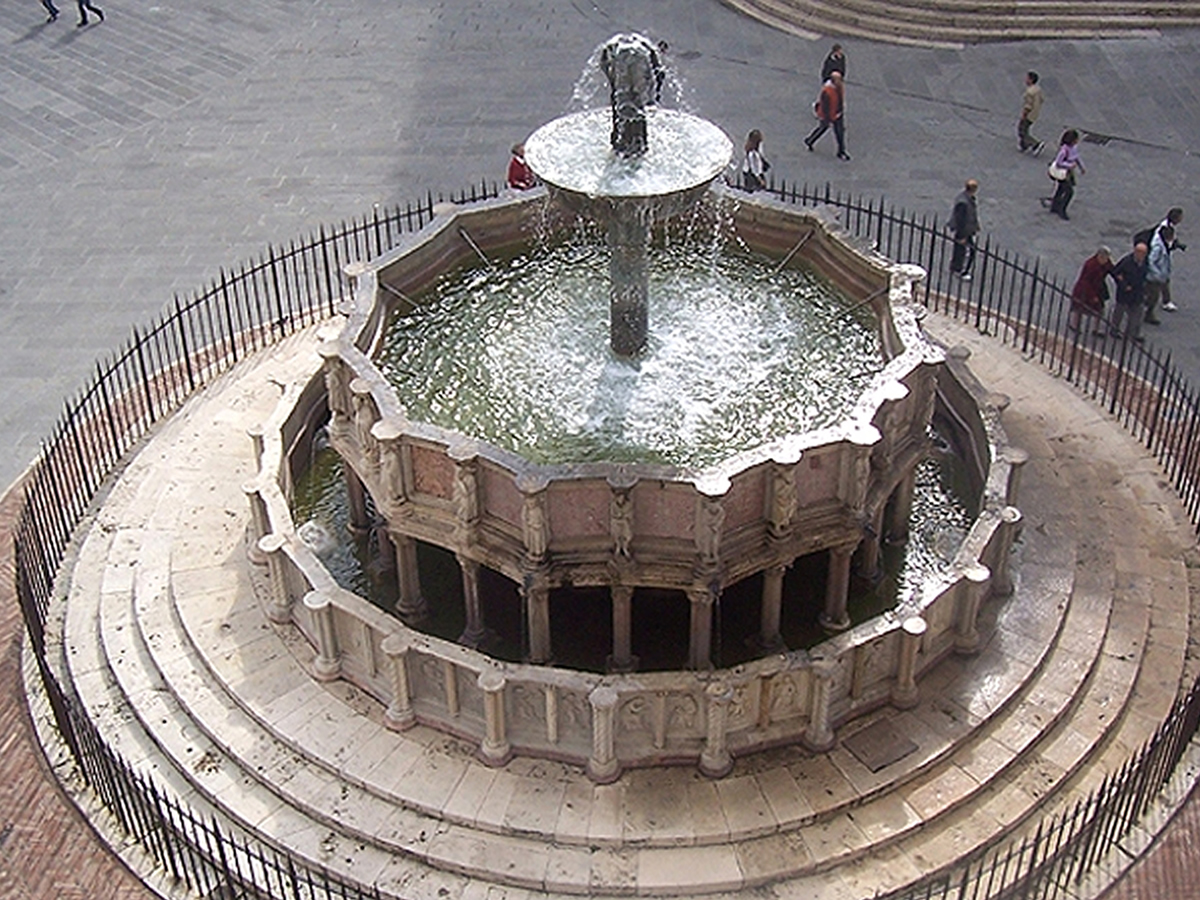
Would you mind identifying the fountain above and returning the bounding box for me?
[274,32,1025,785]
[524,33,732,356]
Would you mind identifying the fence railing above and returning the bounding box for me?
[10,178,1200,900]
[768,179,1200,533]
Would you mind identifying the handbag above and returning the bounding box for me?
[1048,162,1069,181]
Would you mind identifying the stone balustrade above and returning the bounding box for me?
[240,192,1023,779]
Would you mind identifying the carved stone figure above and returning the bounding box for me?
[695,496,725,564]
[453,461,479,528]
[610,487,634,558]
[522,492,548,560]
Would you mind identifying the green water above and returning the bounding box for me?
[377,242,880,469]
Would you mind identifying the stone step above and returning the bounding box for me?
[722,0,1200,45]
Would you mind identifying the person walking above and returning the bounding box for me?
[804,72,849,160]
[949,179,981,280]
[506,143,536,191]
[1045,129,1084,220]
[41,0,60,22]
[1018,71,1045,154]
[821,44,846,84]
[1143,225,1175,325]
[1109,242,1149,342]
[1158,207,1185,311]
[76,0,103,26]
[740,129,770,192]
[1068,246,1113,335]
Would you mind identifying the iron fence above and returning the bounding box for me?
[769,179,1200,532]
[10,178,1200,900]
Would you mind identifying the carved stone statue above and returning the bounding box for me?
[600,34,663,157]
[610,488,634,558]
[522,492,548,561]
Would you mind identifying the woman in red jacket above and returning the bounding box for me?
[1069,246,1113,335]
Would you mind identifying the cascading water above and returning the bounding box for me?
[524,33,732,356]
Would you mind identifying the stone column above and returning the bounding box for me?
[991,506,1022,597]
[394,533,428,623]
[886,469,917,543]
[587,686,621,783]
[303,590,341,682]
[688,585,716,671]
[757,564,787,653]
[381,633,416,731]
[699,681,734,778]
[344,465,370,536]
[258,532,292,624]
[524,573,552,664]
[954,563,991,655]
[607,584,637,672]
[608,204,650,357]
[891,616,927,710]
[803,658,836,752]
[819,544,855,633]
[478,670,512,766]
[1003,446,1030,509]
[457,555,487,648]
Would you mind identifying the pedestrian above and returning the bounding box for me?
[1157,207,1185,312]
[1068,246,1113,335]
[1018,71,1045,154]
[76,0,103,25]
[949,179,981,281]
[804,71,850,161]
[741,129,770,192]
[821,43,846,84]
[41,0,59,22]
[1109,242,1149,342]
[507,143,536,191]
[1045,129,1084,220]
[1143,225,1175,325]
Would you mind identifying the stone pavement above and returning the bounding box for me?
[1,0,1199,898]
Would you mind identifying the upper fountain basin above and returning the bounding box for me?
[525,108,733,202]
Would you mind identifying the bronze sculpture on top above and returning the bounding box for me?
[600,33,663,157]
[525,33,732,356]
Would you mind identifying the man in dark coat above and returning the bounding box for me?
[1110,242,1149,342]
[949,179,981,280]
[820,44,845,84]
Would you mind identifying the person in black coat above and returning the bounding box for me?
[1109,243,1149,342]
[949,179,981,280]
[821,44,846,84]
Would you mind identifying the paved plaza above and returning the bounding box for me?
[1,1,1200,898]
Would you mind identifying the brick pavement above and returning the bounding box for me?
[1,1,1200,898]
[0,480,153,900]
